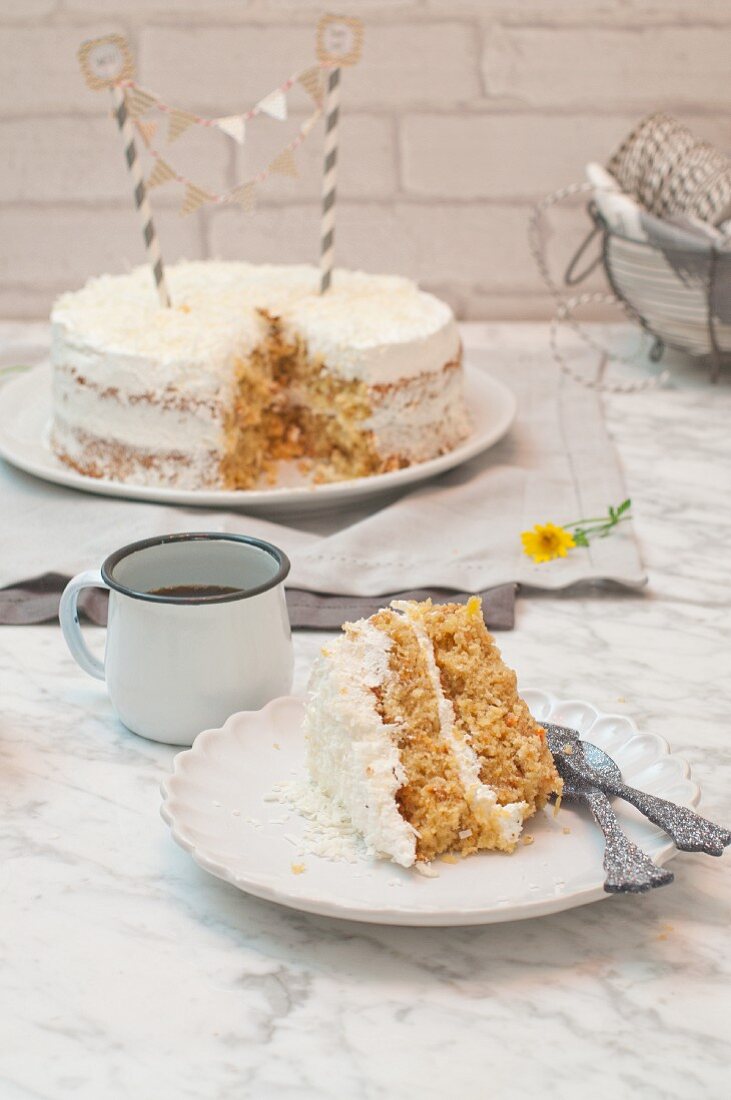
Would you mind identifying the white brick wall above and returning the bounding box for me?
[483,26,731,110]
[1,0,729,319]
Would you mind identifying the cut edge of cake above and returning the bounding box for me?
[304,596,562,868]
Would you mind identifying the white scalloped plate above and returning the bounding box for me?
[160,691,700,926]
[0,361,515,514]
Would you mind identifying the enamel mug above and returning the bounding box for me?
[59,533,294,745]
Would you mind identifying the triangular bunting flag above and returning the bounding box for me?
[215,115,246,144]
[269,147,298,178]
[146,158,175,190]
[135,118,158,147]
[298,66,323,106]
[230,182,256,212]
[300,113,319,138]
[124,86,158,118]
[168,109,197,143]
[258,89,287,121]
[180,182,213,216]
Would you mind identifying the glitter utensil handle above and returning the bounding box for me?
[580,784,674,893]
[599,781,731,857]
[319,65,340,294]
[111,85,171,307]
[546,724,731,857]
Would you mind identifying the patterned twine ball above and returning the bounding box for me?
[606,113,731,227]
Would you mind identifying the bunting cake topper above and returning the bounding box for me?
[77,14,364,303]
[78,35,170,306]
[315,14,364,292]
[316,13,364,67]
[78,35,134,90]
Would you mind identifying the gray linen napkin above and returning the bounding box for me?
[0,574,516,631]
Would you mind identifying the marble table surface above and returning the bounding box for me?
[2,324,729,1099]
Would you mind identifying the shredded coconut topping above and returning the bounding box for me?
[52,261,459,383]
[303,620,418,868]
[271,778,370,864]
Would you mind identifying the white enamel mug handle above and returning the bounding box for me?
[59,569,108,681]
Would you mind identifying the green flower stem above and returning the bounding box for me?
[568,517,631,533]
[563,516,609,527]
[563,499,632,548]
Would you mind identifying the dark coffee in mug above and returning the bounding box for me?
[148,585,241,598]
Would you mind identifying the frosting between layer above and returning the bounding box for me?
[392,602,526,845]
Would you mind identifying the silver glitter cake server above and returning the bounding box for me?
[555,740,674,893]
[545,723,731,857]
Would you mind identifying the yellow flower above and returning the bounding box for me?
[521,523,576,564]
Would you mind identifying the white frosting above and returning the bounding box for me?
[304,623,417,868]
[366,365,470,461]
[52,367,224,452]
[392,602,527,845]
[279,270,460,383]
[52,261,460,387]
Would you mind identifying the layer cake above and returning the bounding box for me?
[50,262,469,489]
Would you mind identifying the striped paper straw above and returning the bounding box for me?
[111,85,171,307]
[319,66,341,294]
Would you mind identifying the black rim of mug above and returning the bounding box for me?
[101,532,291,605]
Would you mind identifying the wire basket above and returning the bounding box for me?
[529,181,731,390]
[583,202,731,381]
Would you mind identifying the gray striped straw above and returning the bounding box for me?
[111,85,171,307]
[319,66,341,294]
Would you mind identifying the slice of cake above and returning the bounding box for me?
[304,597,561,867]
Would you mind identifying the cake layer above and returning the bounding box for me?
[51,360,225,487]
[51,416,222,488]
[422,600,559,811]
[367,359,468,463]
